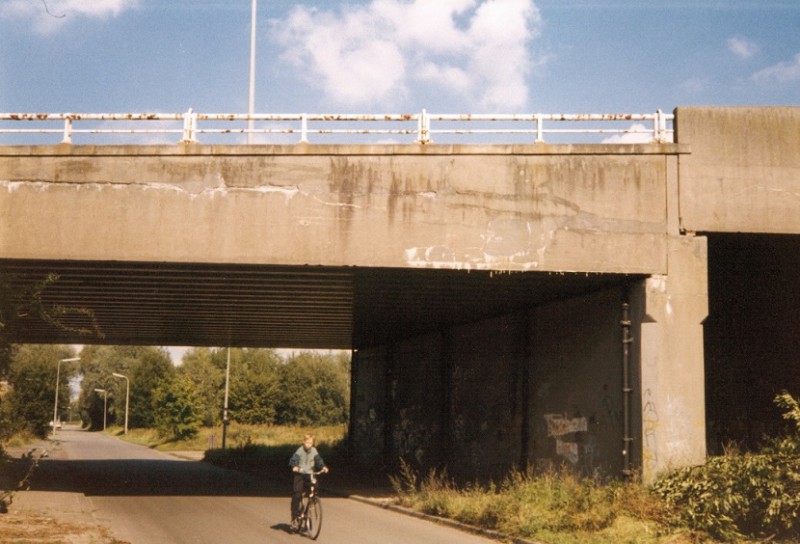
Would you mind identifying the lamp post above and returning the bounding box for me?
[112,373,129,434]
[222,347,231,449]
[53,357,80,439]
[94,388,108,431]
[247,0,257,144]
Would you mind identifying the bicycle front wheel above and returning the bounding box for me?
[306,497,322,540]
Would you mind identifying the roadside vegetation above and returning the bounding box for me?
[388,391,800,544]
[1,339,799,543]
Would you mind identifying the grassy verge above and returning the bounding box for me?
[108,422,346,452]
[389,462,754,544]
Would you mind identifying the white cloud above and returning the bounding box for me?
[271,0,541,110]
[752,52,800,83]
[0,0,138,34]
[727,36,759,60]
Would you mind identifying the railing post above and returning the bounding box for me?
[653,109,668,143]
[300,114,309,143]
[181,108,198,143]
[62,117,72,144]
[535,113,544,143]
[416,109,430,144]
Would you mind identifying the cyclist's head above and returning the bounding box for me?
[303,434,315,451]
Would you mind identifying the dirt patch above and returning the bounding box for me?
[0,509,128,543]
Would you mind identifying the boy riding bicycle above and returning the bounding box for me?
[289,434,329,530]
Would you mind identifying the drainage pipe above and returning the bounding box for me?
[621,302,634,477]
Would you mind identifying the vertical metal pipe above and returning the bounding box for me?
[621,301,634,476]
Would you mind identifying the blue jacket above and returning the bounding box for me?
[289,446,325,474]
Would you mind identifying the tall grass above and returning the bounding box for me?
[391,462,679,544]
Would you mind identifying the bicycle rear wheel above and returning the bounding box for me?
[305,497,322,540]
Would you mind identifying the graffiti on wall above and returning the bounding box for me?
[544,413,588,465]
[642,389,659,476]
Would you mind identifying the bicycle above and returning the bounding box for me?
[293,471,323,540]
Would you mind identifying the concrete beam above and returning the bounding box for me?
[1,144,679,274]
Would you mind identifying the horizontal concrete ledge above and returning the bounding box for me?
[0,142,689,157]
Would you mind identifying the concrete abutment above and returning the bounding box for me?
[350,235,709,481]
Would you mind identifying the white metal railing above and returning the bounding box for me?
[0,109,674,145]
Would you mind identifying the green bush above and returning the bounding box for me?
[653,391,800,541]
[152,374,201,441]
[653,452,800,541]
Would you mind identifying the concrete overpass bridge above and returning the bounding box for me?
[1,106,798,481]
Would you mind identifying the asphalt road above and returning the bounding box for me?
[30,427,498,544]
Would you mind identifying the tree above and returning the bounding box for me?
[129,347,174,428]
[228,348,281,425]
[276,351,350,426]
[4,345,78,438]
[153,374,201,441]
[177,348,225,427]
[77,345,172,430]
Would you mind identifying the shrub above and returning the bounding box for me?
[653,391,800,541]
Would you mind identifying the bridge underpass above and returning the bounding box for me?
[2,106,798,482]
[1,258,635,350]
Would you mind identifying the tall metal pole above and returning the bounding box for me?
[53,357,80,439]
[94,388,108,431]
[247,0,257,144]
[222,347,231,449]
[52,359,61,439]
[112,373,130,434]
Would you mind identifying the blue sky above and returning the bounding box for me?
[1,0,798,117]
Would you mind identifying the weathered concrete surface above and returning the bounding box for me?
[351,236,709,482]
[530,286,627,476]
[0,144,678,274]
[9,106,797,482]
[676,106,800,234]
[634,235,708,482]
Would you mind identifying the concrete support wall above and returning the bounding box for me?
[351,315,528,481]
[529,287,627,475]
[633,235,709,482]
[351,234,709,481]
[350,346,388,466]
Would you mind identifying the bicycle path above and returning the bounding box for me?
[2,427,523,544]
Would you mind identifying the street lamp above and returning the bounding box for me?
[53,357,80,439]
[247,0,257,144]
[112,373,129,434]
[94,388,108,431]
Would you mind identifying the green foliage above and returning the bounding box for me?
[228,348,281,425]
[177,348,225,426]
[152,374,201,441]
[204,425,347,475]
[76,345,173,430]
[653,391,800,541]
[129,347,174,428]
[391,462,670,543]
[76,345,122,430]
[276,352,350,426]
[4,345,77,437]
[0,273,103,379]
